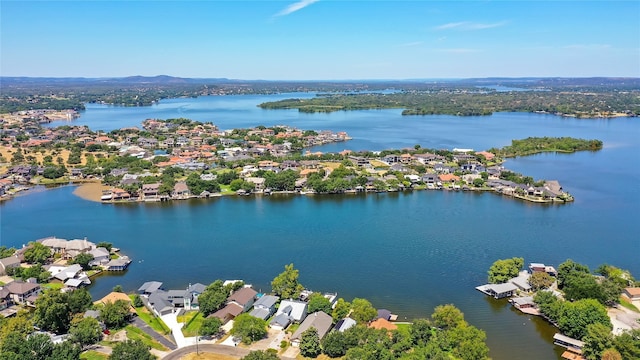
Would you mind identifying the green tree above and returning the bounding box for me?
[71,253,94,270]
[557,259,590,287]
[449,324,489,360]
[108,339,154,360]
[271,263,304,299]
[582,323,614,360]
[113,285,124,293]
[332,298,351,322]
[557,298,611,340]
[321,331,349,358]
[25,332,55,360]
[300,327,322,358]
[231,313,267,344]
[67,288,93,314]
[487,257,523,284]
[50,341,82,360]
[612,329,640,359]
[199,317,222,337]
[23,242,51,265]
[34,290,72,334]
[241,350,280,360]
[410,318,433,346]
[69,317,102,349]
[198,280,229,316]
[132,294,143,308]
[96,242,113,252]
[350,298,377,324]
[0,246,16,258]
[431,304,465,330]
[307,293,332,314]
[563,272,604,302]
[100,299,131,329]
[601,348,623,360]
[529,271,554,290]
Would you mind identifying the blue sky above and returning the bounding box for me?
[1,0,638,79]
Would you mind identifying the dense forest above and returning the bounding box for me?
[259,90,640,117]
[489,137,603,158]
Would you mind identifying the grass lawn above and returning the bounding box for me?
[619,297,640,312]
[219,184,234,194]
[42,282,64,291]
[182,311,205,337]
[125,325,168,351]
[134,305,171,334]
[80,351,109,360]
[369,160,389,168]
[395,323,412,334]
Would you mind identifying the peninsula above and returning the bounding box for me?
[477,258,640,360]
[0,115,600,204]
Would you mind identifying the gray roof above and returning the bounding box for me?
[0,256,20,268]
[187,283,206,294]
[334,317,357,332]
[488,283,518,294]
[254,295,278,309]
[139,281,163,293]
[270,313,292,328]
[276,299,307,322]
[291,311,333,341]
[249,308,272,320]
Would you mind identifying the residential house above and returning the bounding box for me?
[369,318,398,331]
[105,257,131,271]
[4,280,41,306]
[228,287,258,313]
[249,295,279,320]
[147,291,175,316]
[245,177,265,191]
[138,281,164,295]
[477,283,518,299]
[172,181,191,199]
[0,256,20,276]
[271,299,308,328]
[88,247,111,267]
[142,183,161,200]
[334,318,357,332]
[185,283,207,308]
[290,311,333,347]
[623,287,640,301]
[211,302,244,324]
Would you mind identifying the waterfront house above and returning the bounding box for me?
[4,280,41,306]
[148,291,175,316]
[250,295,279,320]
[334,317,357,332]
[509,271,533,292]
[529,263,558,276]
[185,283,207,308]
[369,318,398,331]
[172,181,190,199]
[227,287,258,312]
[138,281,163,295]
[476,283,518,299]
[290,311,333,347]
[105,257,131,271]
[276,299,307,322]
[0,256,21,276]
[211,302,244,324]
[623,287,640,301]
[88,247,111,267]
[142,183,160,200]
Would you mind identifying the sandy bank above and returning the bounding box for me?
[73,182,110,202]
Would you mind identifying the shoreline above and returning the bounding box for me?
[72,182,111,202]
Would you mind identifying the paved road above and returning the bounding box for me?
[161,344,297,360]
[132,317,177,350]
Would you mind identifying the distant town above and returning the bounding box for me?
[0,112,601,205]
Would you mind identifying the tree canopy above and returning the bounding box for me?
[271,263,304,300]
[487,257,523,284]
[231,313,268,344]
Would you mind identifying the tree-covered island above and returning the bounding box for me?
[0,115,601,204]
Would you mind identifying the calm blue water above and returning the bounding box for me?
[8,94,640,359]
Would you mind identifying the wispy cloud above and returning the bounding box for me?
[396,41,424,48]
[434,21,507,31]
[274,0,320,17]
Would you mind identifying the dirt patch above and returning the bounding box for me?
[73,182,110,202]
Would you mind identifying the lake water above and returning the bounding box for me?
[7,94,640,359]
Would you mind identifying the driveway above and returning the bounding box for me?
[132,317,177,350]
